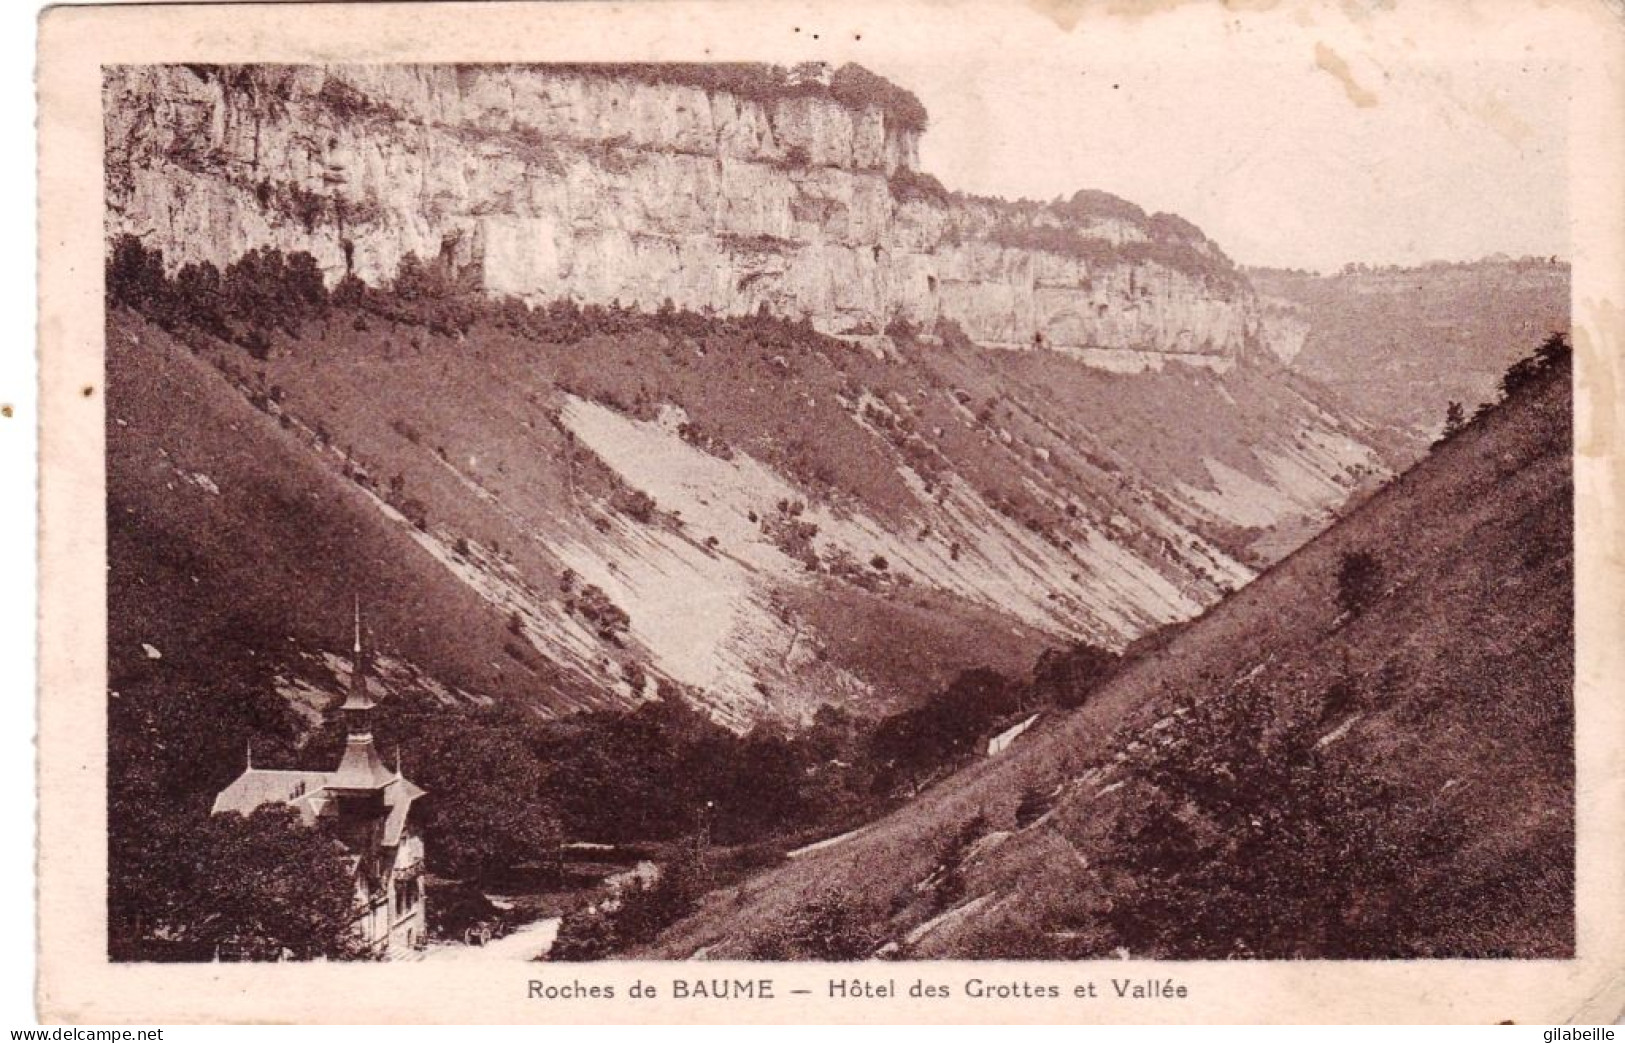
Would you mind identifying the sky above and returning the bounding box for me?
[855,7,1571,272]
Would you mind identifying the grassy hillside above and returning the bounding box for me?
[640,341,1572,960]
[107,237,1395,731]
[106,306,1057,729]
[1250,258,1569,450]
[107,310,602,716]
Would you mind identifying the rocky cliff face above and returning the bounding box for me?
[105,64,1260,366]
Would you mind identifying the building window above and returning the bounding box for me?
[395,875,420,917]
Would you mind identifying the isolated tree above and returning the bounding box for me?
[190,805,366,960]
[410,720,562,880]
[548,903,622,961]
[1499,355,1545,399]
[1030,640,1120,709]
[1335,549,1384,617]
[170,260,228,335]
[1440,401,1467,441]
[105,234,168,310]
[869,667,1019,790]
[282,250,328,311]
[112,799,364,961]
[392,252,431,301]
[746,886,883,960]
[928,813,990,912]
[1497,331,1569,400]
[1535,330,1572,369]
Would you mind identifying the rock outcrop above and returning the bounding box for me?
[105,63,1260,367]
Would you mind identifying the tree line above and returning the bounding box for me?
[1432,331,1571,448]
[106,234,846,356]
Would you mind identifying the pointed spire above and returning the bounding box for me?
[246,740,254,770]
[329,595,393,793]
[342,596,376,713]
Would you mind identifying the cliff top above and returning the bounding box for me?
[176,60,929,134]
[542,62,930,133]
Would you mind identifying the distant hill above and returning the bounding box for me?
[642,338,1572,959]
[1249,258,1569,453]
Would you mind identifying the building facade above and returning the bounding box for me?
[212,607,428,959]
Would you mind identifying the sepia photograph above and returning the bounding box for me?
[31,0,1625,1025]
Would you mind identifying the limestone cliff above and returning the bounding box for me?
[105,63,1259,366]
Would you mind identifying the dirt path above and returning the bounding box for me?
[422,916,561,962]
